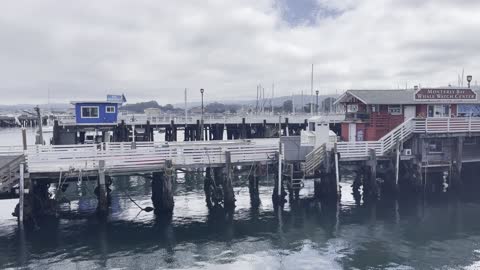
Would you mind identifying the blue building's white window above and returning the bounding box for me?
[106,106,115,113]
[81,106,99,118]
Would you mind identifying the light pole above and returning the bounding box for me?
[200,88,204,141]
[315,90,319,115]
[467,75,473,88]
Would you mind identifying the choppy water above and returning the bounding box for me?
[2,128,480,270]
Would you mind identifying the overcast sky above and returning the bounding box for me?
[1,0,479,105]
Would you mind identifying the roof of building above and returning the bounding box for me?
[70,101,120,105]
[336,88,480,105]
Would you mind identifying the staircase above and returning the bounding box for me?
[336,117,415,159]
[304,143,327,176]
[0,155,24,195]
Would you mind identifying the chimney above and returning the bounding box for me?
[413,85,418,91]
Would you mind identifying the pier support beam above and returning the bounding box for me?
[272,152,286,206]
[364,149,379,201]
[451,137,464,191]
[204,167,215,208]
[151,160,175,215]
[248,163,260,207]
[97,160,108,213]
[223,152,236,209]
[313,151,339,201]
[241,118,246,139]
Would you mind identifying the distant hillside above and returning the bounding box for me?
[120,101,183,113]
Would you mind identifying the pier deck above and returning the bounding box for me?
[22,139,279,179]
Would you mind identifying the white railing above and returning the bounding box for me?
[413,117,480,133]
[0,146,28,156]
[337,117,415,159]
[304,143,326,175]
[336,117,480,159]
[24,140,279,174]
[0,155,24,193]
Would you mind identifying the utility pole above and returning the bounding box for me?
[292,93,295,115]
[271,82,274,114]
[184,88,187,128]
[200,88,204,141]
[256,85,259,114]
[310,64,314,116]
[301,90,304,113]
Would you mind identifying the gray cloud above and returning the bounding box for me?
[0,0,480,105]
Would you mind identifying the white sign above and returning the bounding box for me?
[107,94,126,103]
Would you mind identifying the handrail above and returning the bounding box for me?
[24,140,280,173]
[305,143,326,175]
[337,117,415,159]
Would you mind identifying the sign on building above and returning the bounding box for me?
[414,88,477,102]
[107,94,127,103]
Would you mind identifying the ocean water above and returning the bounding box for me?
[1,128,480,270]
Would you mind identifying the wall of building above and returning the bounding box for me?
[75,103,118,124]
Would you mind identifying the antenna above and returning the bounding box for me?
[301,90,304,113]
[462,68,465,87]
[271,82,274,114]
[256,85,259,114]
[292,93,295,115]
[310,64,314,116]
[184,88,187,127]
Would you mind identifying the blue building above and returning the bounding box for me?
[71,101,119,124]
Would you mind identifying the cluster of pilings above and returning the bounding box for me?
[49,117,333,145]
[0,116,45,128]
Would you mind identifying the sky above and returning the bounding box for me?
[1,0,480,105]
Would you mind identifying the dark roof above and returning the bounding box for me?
[337,89,480,105]
[70,101,120,105]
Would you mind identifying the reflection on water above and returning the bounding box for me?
[1,175,480,270]
[1,129,480,269]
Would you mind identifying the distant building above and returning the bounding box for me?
[71,101,120,124]
[189,107,202,114]
[144,107,161,117]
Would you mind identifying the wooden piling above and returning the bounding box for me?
[21,128,27,150]
[248,163,260,207]
[241,118,246,139]
[272,151,286,205]
[151,160,175,214]
[223,151,235,209]
[450,136,464,190]
[19,162,25,223]
[97,160,108,213]
[365,148,379,200]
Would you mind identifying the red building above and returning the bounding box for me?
[335,88,480,142]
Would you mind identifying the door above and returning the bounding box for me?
[404,105,416,120]
[348,123,356,142]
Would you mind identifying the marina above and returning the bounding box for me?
[2,87,480,228]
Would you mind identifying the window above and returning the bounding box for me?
[347,104,358,113]
[428,105,450,117]
[427,140,443,153]
[388,105,402,115]
[106,106,115,113]
[81,106,99,118]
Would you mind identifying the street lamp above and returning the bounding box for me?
[467,75,473,88]
[315,90,319,115]
[200,88,204,141]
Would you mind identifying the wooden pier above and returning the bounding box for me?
[4,112,480,223]
[51,114,344,144]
